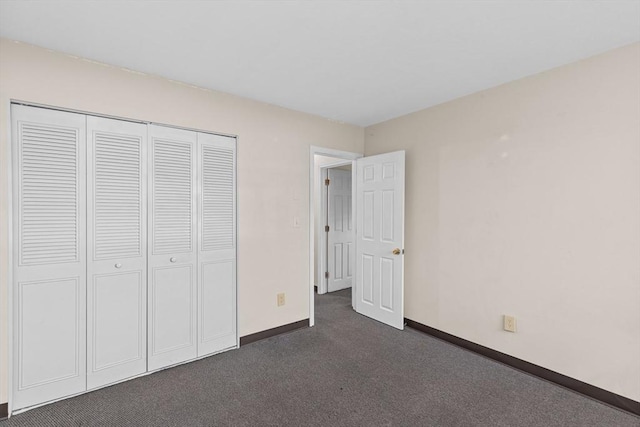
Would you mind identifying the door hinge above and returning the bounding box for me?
[325,271,329,279]
[325,178,330,186]
[325,225,330,232]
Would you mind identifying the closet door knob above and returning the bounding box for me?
[115,263,122,268]
[170,257,177,263]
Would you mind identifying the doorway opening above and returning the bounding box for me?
[309,147,406,330]
[318,162,353,295]
[309,147,362,327]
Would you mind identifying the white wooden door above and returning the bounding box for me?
[11,105,87,409]
[327,169,353,292]
[148,125,198,371]
[197,133,237,356]
[86,116,147,389]
[355,151,405,330]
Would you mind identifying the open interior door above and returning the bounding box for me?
[354,151,405,329]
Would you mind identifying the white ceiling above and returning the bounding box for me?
[1,1,639,126]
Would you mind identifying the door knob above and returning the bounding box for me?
[392,248,401,255]
[170,257,177,263]
[115,263,122,268]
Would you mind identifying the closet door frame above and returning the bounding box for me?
[5,101,239,415]
[5,99,15,415]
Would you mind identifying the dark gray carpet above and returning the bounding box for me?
[2,289,638,426]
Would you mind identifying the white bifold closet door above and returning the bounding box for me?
[197,133,237,356]
[11,105,237,410]
[148,125,198,371]
[11,105,87,409]
[86,116,147,389]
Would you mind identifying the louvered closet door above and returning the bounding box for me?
[148,125,198,371]
[11,105,87,410]
[86,116,147,389]
[197,133,237,356]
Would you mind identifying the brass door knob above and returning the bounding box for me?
[392,248,401,255]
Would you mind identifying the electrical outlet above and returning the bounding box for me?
[277,293,285,307]
[503,315,517,333]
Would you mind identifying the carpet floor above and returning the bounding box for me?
[2,289,638,426]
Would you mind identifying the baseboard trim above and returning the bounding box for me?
[1,402,7,420]
[404,318,640,416]
[240,319,309,346]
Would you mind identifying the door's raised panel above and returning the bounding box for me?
[363,192,375,240]
[362,254,374,304]
[334,195,344,231]
[19,122,79,265]
[363,165,375,182]
[380,258,394,311]
[152,139,193,254]
[347,195,353,231]
[91,272,143,371]
[200,261,235,344]
[382,162,395,180]
[381,190,395,243]
[151,266,195,356]
[333,243,344,280]
[18,278,81,389]
[346,243,353,278]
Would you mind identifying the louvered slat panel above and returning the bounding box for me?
[20,123,78,264]
[153,139,192,253]
[93,132,142,259]
[202,146,234,251]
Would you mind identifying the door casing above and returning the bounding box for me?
[309,147,362,326]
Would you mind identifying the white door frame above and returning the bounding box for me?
[309,146,362,327]
[317,160,353,295]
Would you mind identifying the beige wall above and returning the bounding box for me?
[365,43,640,401]
[1,37,638,407]
[0,39,364,403]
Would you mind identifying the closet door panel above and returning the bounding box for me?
[86,116,147,389]
[12,105,87,410]
[148,125,198,371]
[152,265,194,352]
[197,133,237,356]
